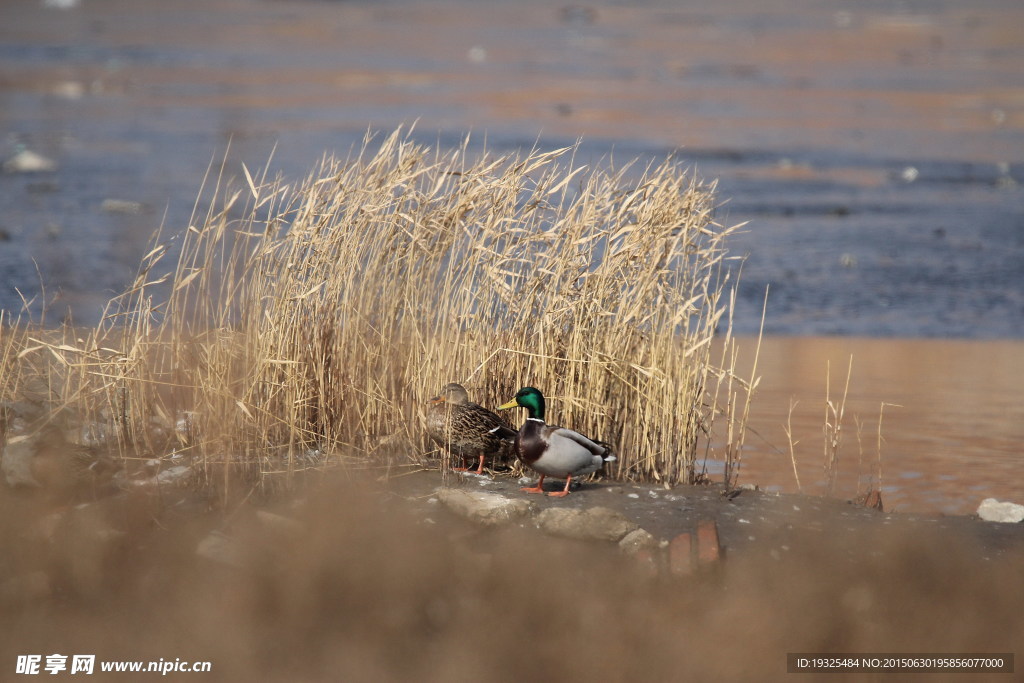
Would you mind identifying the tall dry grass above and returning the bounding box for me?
[2,128,753,495]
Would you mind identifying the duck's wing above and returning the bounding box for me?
[544,425,611,457]
[529,427,613,478]
[464,402,517,439]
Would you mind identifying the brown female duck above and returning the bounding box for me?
[426,383,517,474]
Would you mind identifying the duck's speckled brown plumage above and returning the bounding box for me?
[426,383,517,473]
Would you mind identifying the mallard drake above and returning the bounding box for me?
[426,383,518,474]
[498,387,615,497]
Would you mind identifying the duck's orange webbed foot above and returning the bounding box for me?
[547,477,573,497]
[520,475,545,494]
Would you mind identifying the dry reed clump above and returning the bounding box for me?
[2,127,754,495]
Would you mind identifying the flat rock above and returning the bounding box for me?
[977,498,1024,523]
[536,506,639,543]
[436,488,534,526]
[1,436,40,487]
[133,465,192,487]
[618,527,657,555]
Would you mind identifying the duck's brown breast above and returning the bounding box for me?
[515,419,547,466]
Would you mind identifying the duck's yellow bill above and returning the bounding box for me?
[497,398,518,410]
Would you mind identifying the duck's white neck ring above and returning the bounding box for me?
[526,417,544,423]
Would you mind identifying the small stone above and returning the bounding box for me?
[977,498,1024,523]
[3,149,57,173]
[134,465,192,487]
[155,465,191,485]
[467,46,487,63]
[618,528,657,556]
[52,80,84,99]
[101,199,145,214]
[1,436,40,487]
[436,488,534,526]
[535,506,638,543]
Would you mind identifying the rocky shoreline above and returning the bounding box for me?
[397,469,1024,572]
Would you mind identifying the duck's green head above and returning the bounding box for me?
[497,386,545,420]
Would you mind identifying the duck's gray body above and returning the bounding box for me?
[516,417,611,479]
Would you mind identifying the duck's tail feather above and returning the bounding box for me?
[488,425,518,441]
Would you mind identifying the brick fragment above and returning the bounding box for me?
[696,520,720,565]
[669,532,693,576]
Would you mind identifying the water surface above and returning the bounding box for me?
[728,337,1023,515]
[0,0,1021,513]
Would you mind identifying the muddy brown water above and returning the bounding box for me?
[723,336,1024,516]
[0,0,1021,515]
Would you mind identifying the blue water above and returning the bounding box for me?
[1,0,1021,337]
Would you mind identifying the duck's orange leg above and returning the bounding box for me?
[471,453,486,474]
[547,476,573,497]
[452,453,470,472]
[521,474,546,494]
